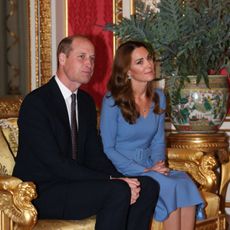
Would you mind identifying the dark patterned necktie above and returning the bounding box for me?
[71,93,77,160]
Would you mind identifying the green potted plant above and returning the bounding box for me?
[106,0,230,133]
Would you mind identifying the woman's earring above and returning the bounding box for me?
[128,74,132,80]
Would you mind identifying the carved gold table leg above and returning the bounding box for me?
[219,156,230,211]
[167,132,229,213]
[167,148,217,191]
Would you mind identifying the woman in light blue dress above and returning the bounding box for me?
[100,41,204,230]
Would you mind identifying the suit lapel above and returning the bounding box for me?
[47,77,72,157]
[77,90,88,163]
[47,78,91,163]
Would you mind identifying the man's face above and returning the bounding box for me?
[60,38,95,86]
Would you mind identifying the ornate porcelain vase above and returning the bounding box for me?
[167,75,229,133]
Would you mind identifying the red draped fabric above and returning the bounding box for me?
[68,0,113,108]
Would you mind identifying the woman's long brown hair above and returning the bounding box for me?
[107,41,163,124]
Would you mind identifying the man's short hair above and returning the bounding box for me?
[56,35,91,67]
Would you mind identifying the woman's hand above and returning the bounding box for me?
[144,160,169,175]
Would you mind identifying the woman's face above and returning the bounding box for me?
[127,46,155,83]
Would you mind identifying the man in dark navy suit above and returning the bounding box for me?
[13,35,159,230]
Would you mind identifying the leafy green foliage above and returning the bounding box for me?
[106,0,230,92]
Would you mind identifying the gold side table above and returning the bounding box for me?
[167,132,230,212]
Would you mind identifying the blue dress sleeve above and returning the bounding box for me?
[100,94,146,176]
[150,89,166,165]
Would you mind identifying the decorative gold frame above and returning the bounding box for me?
[112,0,123,52]
[0,0,52,117]
[112,0,135,52]
[37,1,52,86]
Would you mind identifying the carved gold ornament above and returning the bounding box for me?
[0,176,37,230]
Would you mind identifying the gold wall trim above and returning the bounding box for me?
[65,0,68,36]
[113,0,123,25]
[28,1,32,91]
[39,0,52,86]
[113,0,122,54]
[113,0,135,53]
[29,0,52,88]
[130,0,135,15]
[0,0,52,117]
[34,0,39,88]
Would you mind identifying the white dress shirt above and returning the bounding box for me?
[55,75,79,127]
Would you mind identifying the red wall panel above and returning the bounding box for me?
[68,0,113,108]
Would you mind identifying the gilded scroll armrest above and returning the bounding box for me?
[0,175,37,230]
[167,148,217,191]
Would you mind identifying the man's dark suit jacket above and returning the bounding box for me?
[13,77,121,218]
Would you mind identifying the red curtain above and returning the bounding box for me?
[68,0,113,108]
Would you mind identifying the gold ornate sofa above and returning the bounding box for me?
[0,117,226,230]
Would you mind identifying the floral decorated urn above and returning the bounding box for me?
[167,75,229,133]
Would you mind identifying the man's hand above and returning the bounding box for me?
[111,177,140,205]
[144,160,169,175]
